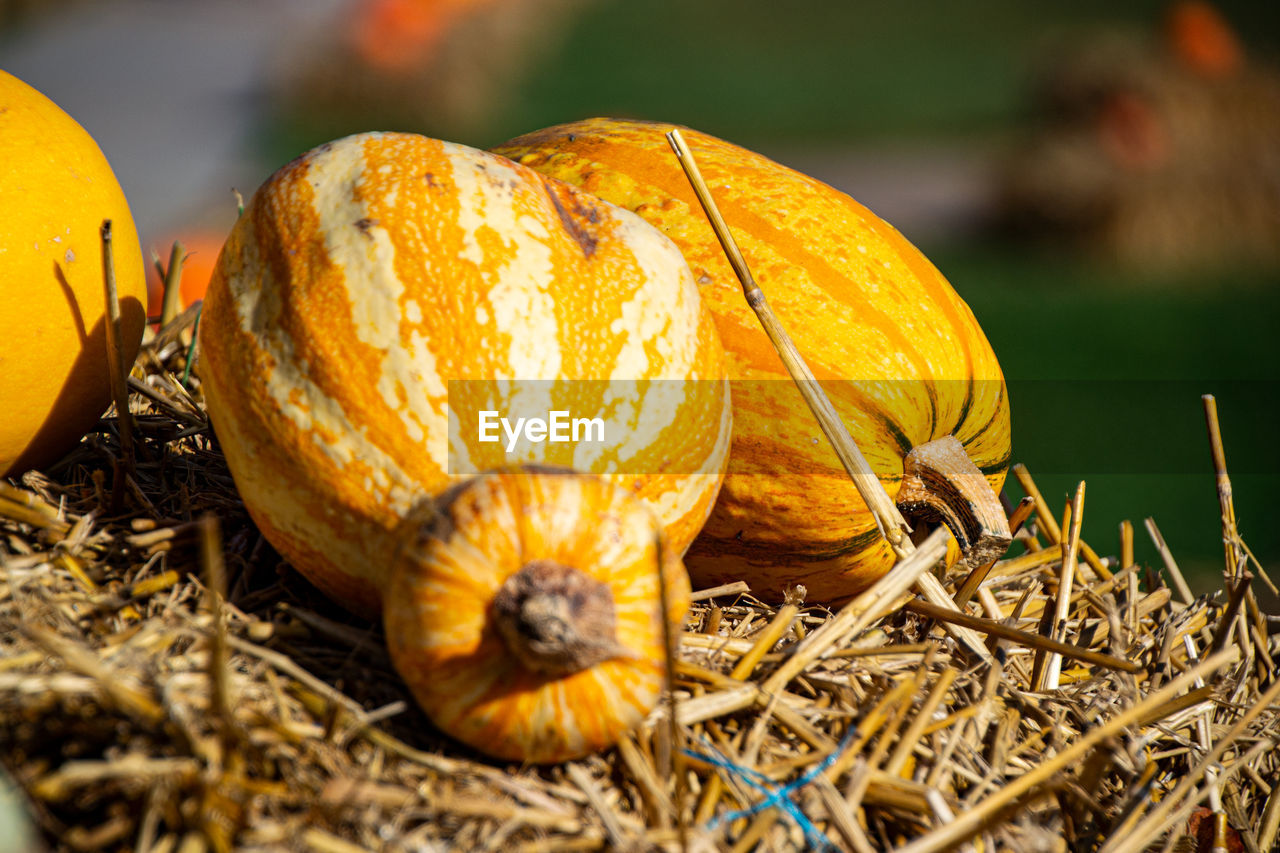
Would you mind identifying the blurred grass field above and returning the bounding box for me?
[488,0,1280,145]
[943,247,1278,599]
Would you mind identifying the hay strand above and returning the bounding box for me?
[665,127,913,558]
[99,219,135,470]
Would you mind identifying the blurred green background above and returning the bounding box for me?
[271,0,1279,603]
[5,0,1277,605]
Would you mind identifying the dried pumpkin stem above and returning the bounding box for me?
[666,128,913,560]
[492,560,630,677]
[896,435,1012,566]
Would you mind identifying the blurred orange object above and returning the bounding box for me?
[1166,0,1243,78]
[277,0,588,142]
[1097,91,1169,171]
[1185,807,1245,853]
[997,1,1280,271]
[145,234,223,326]
[350,0,502,71]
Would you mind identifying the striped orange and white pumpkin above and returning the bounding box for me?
[386,468,689,762]
[495,119,1011,602]
[198,131,731,618]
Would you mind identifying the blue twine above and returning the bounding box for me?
[684,726,857,850]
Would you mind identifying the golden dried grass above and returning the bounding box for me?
[1,285,1278,853]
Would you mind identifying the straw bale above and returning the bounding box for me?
[1,321,1277,852]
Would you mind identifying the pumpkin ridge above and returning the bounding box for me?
[540,175,600,258]
[222,184,426,497]
[506,123,965,385]
[955,379,1011,465]
[207,231,427,602]
[861,393,916,457]
[953,377,976,447]
[879,227,983,389]
[257,137,443,494]
[627,170,945,387]
[693,524,886,564]
[724,402,909,476]
[978,453,1014,477]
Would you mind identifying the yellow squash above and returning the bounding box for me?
[495,119,1011,602]
[198,131,731,617]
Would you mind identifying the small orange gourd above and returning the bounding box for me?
[495,119,1012,602]
[386,468,688,762]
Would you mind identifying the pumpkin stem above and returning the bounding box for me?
[895,436,1012,568]
[492,559,632,677]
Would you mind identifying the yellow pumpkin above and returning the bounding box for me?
[386,468,689,762]
[198,131,731,617]
[0,70,146,477]
[494,119,1011,602]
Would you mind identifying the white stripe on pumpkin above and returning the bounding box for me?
[443,142,563,383]
[220,178,421,517]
